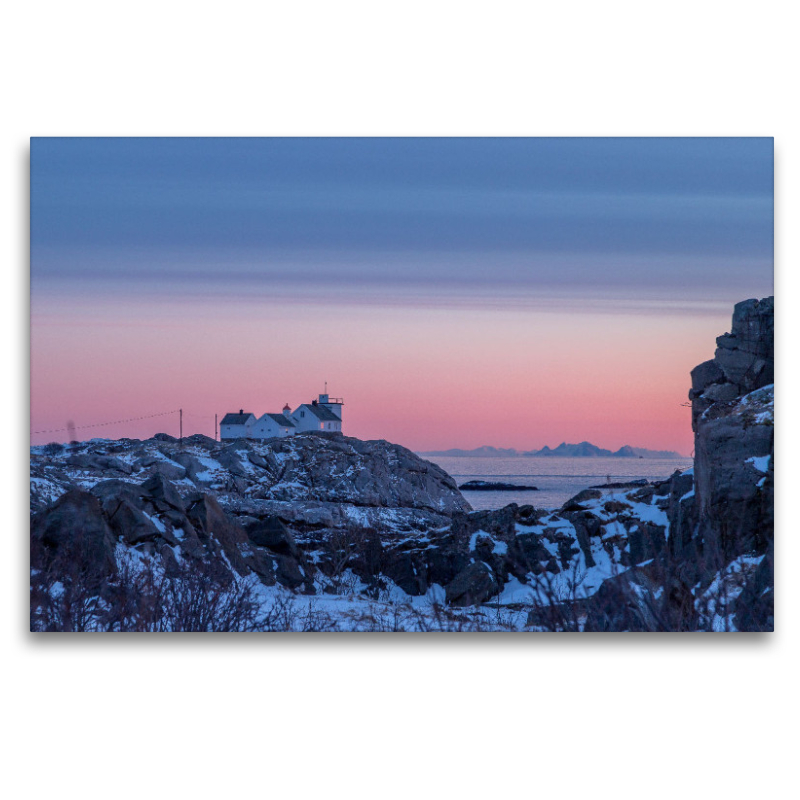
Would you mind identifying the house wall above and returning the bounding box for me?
[289,406,318,433]
[251,415,294,439]
[220,420,254,440]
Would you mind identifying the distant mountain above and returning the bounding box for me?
[525,441,614,457]
[419,442,686,459]
[418,445,519,458]
[525,442,686,458]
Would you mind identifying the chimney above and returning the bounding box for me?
[239,409,243,415]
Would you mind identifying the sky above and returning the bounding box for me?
[30,137,774,454]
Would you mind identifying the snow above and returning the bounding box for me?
[741,384,774,405]
[469,530,507,554]
[695,554,765,632]
[602,520,627,540]
[141,511,167,533]
[746,455,771,474]
[625,498,669,529]
[496,576,535,604]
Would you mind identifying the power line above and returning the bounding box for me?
[31,409,181,436]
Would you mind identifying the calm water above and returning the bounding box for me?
[423,455,692,511]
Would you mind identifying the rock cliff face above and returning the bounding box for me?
[686,297,774,563]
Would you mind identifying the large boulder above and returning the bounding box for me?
[31,489,117,582]
[445,562,499,607]
[259,434,471,516]
[181,494,282,583]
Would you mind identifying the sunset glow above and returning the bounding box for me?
[30,138,773,454]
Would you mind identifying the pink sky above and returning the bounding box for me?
[30,293,732,455]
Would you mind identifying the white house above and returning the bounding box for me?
[219,410,256,440]
[250,412,296,439]
[220,393,344,441]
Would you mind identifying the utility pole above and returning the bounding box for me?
[179,408,183,449]
[214,413,218,441]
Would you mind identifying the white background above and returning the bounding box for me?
[3,2,796,799]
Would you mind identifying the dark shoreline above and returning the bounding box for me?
[458,480,539,492]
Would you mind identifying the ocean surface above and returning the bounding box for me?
[421,455,693,511]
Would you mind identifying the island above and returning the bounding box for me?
[458,480,539,492]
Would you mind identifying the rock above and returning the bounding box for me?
[422,534,471,589]
[148,460,187,480]
[691,359,725,393]
[273,554,307,590]
[733,547,774,631]
[714,349,765,390]
[107,499,163,545]
[693,391,773,558]
[445,562,498,606]
[182,434,218,450]
[182,493,282,586]
[262,434,471,515]
[245,516,301,558]
[92,478,146,510]
[382,549,427,596]
[458,480,538,491]
[141,474,186,514]
[247,452,270,470]
[676,295,774,624]
[562,489,603,507]
[216,448,248,477]
[450,504,537,542]
[31,489,117,581]
[589,479,648,489]
[580,562,696,632]
[170,451,209,483]
[66,453,133,474]
[626,522,666,565]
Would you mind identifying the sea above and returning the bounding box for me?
[421,455,693,512]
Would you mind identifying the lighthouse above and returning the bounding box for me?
[317,391,344,422]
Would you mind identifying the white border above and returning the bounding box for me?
[5,3,796,799]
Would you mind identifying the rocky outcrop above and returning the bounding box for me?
[685,297,774,567]
[689,297,774,430]
[30,431,473,600]
[31,489,118,584]
[631,296,776,631]
[31,432,470,538]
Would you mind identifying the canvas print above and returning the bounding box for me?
[29,137,774,632]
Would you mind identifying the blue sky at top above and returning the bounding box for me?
[31,137,773,308]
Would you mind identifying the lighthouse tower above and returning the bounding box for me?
[318,383,344,421]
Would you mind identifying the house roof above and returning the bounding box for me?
[264,413,296,428]
[220,413,254,425]
[298,403,341,422]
